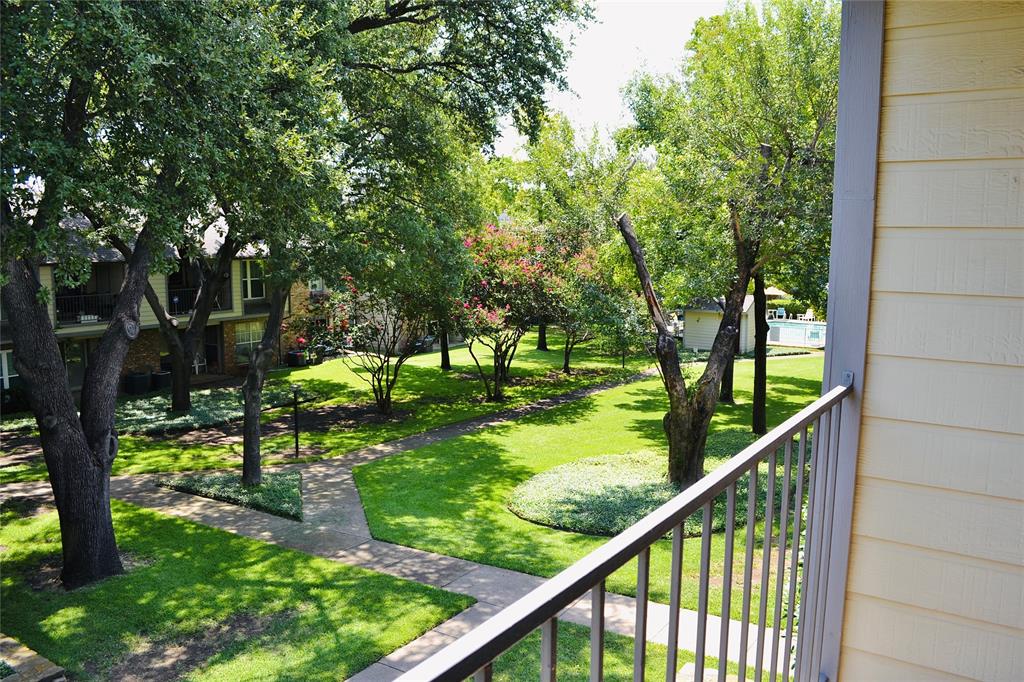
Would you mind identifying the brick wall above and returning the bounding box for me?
[123,328,162,375]
[280,282,310,352]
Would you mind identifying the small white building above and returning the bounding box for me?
[681,295,755,353]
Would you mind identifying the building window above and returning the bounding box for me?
[234,320,265,366]
[1,349,19,390]
[241,260,265,300]
[308,277,325,292]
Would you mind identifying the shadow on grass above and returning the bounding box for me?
[0,500,471,680]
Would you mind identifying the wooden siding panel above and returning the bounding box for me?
[872,228,1024,297]
[862,355,1024,434]
[866,291,1024,365]
[880,94,1024,161]
[859,416,1024,500]
[840,647,974,682]
[851,477,1024,566]
[842,595,1024,681]
[682,311,719,351]
[883,26,1024,95]
[38,265,56,325]
[138,274,162,327]
[847,535,1024,629]
[887,1,1024,29]
[875,161,1024,228]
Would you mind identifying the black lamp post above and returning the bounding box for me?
[290,383,301,458]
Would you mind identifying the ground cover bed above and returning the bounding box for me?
[159,471,303,520]
[354,354,824,625]
[0,499,472,680]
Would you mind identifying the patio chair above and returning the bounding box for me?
[799,308,815,321]
[776,307,787,319]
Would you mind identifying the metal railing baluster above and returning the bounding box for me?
[738,465,758,681]
[474,662,493,681]
[634,547,651,682]
[591,582,605,682]
[770,439,794,681]
[718,483,737,682]
[796,413,827,682]
[754,450,778,681]
[695,500,713,679]
[542,617,557,682]
[783,428,808,682]
[666,525,684,682]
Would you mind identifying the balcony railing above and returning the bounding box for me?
[398,377,854,682]
[167,286,231,316]
[55,292,117,325]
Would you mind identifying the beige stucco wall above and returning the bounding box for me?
[839,2,1024,680]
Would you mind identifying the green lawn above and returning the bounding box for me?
[0,330,653,484]
[0,500,473,680]
[354,354,824,624]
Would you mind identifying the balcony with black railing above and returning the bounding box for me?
[167,286,232,316]
[55,291,118,325]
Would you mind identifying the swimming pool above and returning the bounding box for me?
[768,320,827,348]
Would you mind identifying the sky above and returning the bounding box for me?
[493,0,728,157]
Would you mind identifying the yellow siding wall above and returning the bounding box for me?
[840,3,1024,680]
[683,310,755,354]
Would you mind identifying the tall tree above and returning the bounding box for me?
[1,1,231,587]
[627,0,839,439]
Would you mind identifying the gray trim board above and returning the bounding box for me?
[811,1,886,680]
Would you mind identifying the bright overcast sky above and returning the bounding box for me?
[493,0,728,157]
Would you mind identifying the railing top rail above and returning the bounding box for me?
[397,379,854,681]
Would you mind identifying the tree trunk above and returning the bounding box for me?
[618,213,752,488]
[664,404,713,486]
[440,323,451,371]
[2,221,161,588]
[115,234,238,414]
[536,322,548,351]
[168,348,193,412]
[241,283,289,486]
[562,340,573,374]
[719,323,738,404]
[752,272,769,435]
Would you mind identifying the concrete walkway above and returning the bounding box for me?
[0,370,784,680]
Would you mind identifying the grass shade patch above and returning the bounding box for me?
[159,471,303,520]
[355,354,824,624]
[508,434,769,537]
[0,500,472,680]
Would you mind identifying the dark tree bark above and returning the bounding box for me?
[241,283,289,486]
[536,322,549,351]
[719,312,739,404]
[440,321,451,371]
[562,343,573,373]
[618,213,752,487]
[752,272,769,435]
[2,199,163,587]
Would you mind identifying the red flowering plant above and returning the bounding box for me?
[454,224,551,401]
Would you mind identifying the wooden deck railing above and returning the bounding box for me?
[397,377,854,682]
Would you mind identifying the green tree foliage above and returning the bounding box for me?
[1,0,587,585]
[456,224,550,401]
[621,0,839,448]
